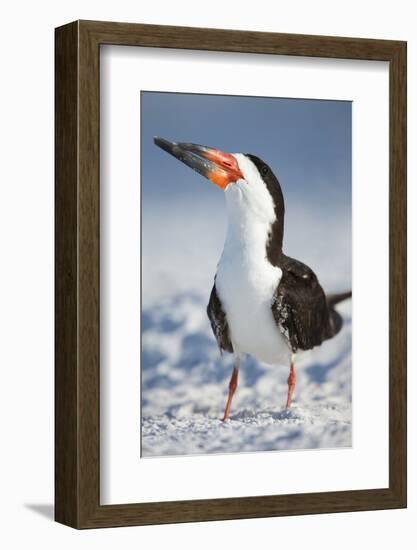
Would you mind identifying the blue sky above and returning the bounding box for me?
[140,91,352,303]
[141,91,351,210]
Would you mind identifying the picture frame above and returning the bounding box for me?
[55,20,407,528]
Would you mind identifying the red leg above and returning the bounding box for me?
[222,364,239,421]
[285,359,296,409]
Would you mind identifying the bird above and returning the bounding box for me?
[154,137,352,421]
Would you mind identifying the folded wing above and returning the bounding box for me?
[271,255,342,352]
[207,283,234,353]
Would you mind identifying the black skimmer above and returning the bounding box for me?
[154,137,352,421]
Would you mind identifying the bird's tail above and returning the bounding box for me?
[327,291,352,307]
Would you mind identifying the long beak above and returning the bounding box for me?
[154,137,244,190]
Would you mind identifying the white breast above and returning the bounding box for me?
[215,155,291,366]
[216,247,290,366]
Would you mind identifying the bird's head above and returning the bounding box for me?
[154,137,285,231]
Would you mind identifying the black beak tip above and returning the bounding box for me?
[154,136,175,153]
[153,137,213,181]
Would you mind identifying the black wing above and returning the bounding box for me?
[207,283,233,353]
[271,255,341,352]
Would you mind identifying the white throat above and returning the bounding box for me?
[215,155,288,364]
[222,154,277,264]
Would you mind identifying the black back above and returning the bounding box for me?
[246,154,285,264]
[246,154,346,352]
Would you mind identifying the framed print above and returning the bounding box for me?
[55,20,406,528]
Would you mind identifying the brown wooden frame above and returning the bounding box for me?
[55,20,407,529]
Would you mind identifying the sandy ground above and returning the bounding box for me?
[141,292,352,457]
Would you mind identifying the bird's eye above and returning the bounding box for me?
[261,165,268,176]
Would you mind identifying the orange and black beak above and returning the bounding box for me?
[154,137,244,190]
